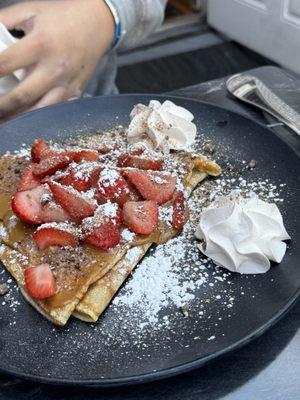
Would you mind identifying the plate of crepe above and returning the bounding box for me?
[0,94,299,386]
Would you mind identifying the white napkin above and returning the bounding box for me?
[0,22,25,95]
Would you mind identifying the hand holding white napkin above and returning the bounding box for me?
[0,23,25,96]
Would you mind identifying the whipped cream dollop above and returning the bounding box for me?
[127,100,197,151]
[195,194,290,274]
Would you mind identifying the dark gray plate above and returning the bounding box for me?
[0,95,299,387]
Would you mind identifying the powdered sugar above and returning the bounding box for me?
[121,228,136,243]
[0,244,6,256]
[71,161,100,181]
[82,202,119,232]
[113,233,204,325]
[102,201,119,219]
[85,188,96,199]
[151,175,168,185]
[0,223,8,241]
[13,146,31,159]
[158,205,173,226]
[124,246,144,264]
[98,168,120,188]
[108,161,288,331]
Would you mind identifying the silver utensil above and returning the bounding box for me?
[226,73,300,135]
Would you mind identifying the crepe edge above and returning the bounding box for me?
[0,243,128,326]
[73,243,152,322]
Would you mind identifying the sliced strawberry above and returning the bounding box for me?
[41,150,66,159]
[125,170,177,205]
[129,147,144,156]
[12,184,71,224]
[127,181,142,202]
[172,191,188,229]
[17,164,41,192]
[122,200,158,235]
[33,155,71,179]
[32,140,99,163]
[31,139,50,163]
[59,170,91,192]
[117,153,163,170]
[82,203,121,250]
[96,168,135,207]
[89,166,105,187]
[33,224,78,250]
[71,150,99,163]
[48,181,96,222]
[12,185,47,224]
[59,163,104,192]
[84,223,120,250]
[24,264,56,299]
[41,202,71,223]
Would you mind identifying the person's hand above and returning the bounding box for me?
[0,0,114,116]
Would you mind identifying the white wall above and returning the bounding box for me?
[208,0,300,74]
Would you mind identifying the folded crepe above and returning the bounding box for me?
[73,168,208,322]
[0,137,221,326]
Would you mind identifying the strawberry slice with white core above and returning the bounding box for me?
[33,223,78,250]
[17,164,41,192]
[12,184,71,224]
[48,181,96,222]
[125,170,177,205]
[33,154,71,179]
[122,200,158,235]
[81,203,121,250]
[24,263,56,299]
[12,185,49,224]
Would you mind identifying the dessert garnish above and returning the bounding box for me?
[195,193,290,274]
[127,100,197,151]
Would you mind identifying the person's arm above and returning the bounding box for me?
[108,0,167,49]
[0,0,115,116]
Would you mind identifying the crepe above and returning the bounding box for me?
[74,168,208,322]
[0,138,221,326]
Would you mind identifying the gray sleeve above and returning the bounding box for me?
[108,0,167,49]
